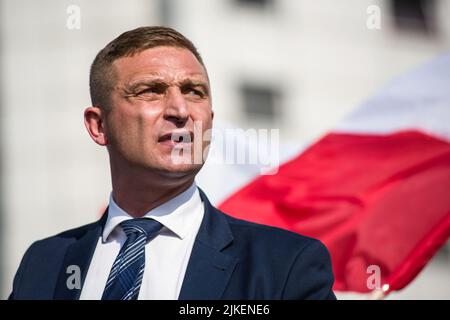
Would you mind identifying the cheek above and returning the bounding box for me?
[192,110,213,150]
[138,108,163,142]
[107,106,157,148]
[201,113,214,138]
[108,110,135,140]
[192,104,213,127]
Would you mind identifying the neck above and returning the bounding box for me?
[111,166,196,218]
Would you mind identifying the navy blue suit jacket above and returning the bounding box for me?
[9,188,336,300]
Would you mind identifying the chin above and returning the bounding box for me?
[157,162,203,176]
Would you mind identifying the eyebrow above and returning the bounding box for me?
[125,78,210,94]
[125,80,166,92]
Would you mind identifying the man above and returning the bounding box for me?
[9,26,335,300]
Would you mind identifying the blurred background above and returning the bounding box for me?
[0,0,449,299]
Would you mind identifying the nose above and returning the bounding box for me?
[164,86,189,127]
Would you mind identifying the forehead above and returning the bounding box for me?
[112,46,208,84]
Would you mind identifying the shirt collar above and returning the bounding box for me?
[102,182,201,242]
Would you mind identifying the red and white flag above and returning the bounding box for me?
[206,54,450,294]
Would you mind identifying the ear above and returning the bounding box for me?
[84,106,108,146]
[211,109,214,120]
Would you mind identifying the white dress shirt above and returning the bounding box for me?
[79,182,204,300]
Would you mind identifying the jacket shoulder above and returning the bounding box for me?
[218,210,335,299]
[9,218,104,300]
[222,210,318,249]
[33,217,104,248]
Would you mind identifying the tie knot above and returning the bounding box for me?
[120,218,163,241]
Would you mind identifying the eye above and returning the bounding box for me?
[137,84,166,95]
[136,83,167,96]
[189,89,203,97]
[182,87,205,98]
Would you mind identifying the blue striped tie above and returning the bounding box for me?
[101,218,163,300]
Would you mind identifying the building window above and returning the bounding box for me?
[240,83,281,123]
[391,0,437,34]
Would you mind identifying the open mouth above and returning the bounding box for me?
[158,131,194,146]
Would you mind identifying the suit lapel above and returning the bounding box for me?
[53,213,107,300]
[178,188,238,300]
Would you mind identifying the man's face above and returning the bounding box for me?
[104,46,213,176]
